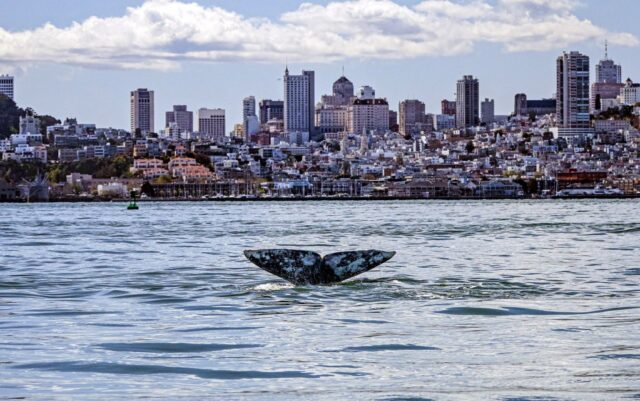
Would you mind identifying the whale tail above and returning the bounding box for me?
[244,249,396,285]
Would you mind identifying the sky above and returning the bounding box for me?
[1,0,639,130]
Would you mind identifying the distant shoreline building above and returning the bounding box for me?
[399,99,426,136]
[165,105,193,133]
[556,51,592,140]
[348,85,389,134]
[259,100,284,125]
[0,75,14,100]
[456,75,479,128]
[197,108,225,141]
[130,88,154,134]
[284,68,315,136]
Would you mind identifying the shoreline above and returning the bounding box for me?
[2,194,639,203]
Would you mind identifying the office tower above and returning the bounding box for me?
[259,100,284,124]
[0,75,14,100]
[242,96,258,139]
[399,99,426,136]
[197,108,225,140]
[388,110,398,130]
[514,93,527,116]
[165,105,193,133]
[284,68,315,134]
[481,98,495,124]
[556,51,590,129]
[441,99,456,116]
[595,43,621,84]
[130,88,154,134]
[348,86,389,134]
[456,75,479,128]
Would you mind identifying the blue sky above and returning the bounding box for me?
[1,0,638,129]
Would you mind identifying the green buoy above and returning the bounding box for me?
[127,190,139,210]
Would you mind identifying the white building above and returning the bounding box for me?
[130,88,154,134]
[0,75,14,100]
[620,78,640,105]
[284,68,314,134]
[348,86,389,134]
[197,108,225,141]
[19,115,40,135]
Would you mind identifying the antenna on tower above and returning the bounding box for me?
[605,39,608,59]
[342,65,345,77]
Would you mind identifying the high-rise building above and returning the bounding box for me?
[514,93,527,116]
[316,75,355,134]
[321,75,355,106]
[0,75,14,100]
[284,68,315,134]
[388,110,398,130]
[242,96,257,140]
[480,98,496,124]
[197,108,225,140]
[595,43,622,84]
[399,99,426,136]
[591,44,623,112]
[130,88,154,134]
[259,100,284,125]
[455,76,479,128]
[481,98,495,124]
[165,105,193,133]
[556,51,590,129]
[441,100,456,116]
[348,86,389,134]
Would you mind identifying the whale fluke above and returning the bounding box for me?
[243,249,396,285]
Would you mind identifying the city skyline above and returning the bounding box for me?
[0,0,639,129]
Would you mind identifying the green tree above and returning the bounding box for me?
[0,94,23,139]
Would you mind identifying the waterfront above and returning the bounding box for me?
[1,200,639,400]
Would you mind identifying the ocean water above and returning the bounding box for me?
[0,200,639,400]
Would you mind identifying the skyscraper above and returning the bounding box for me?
[399,99,426,136]
[242,96,257,139]
[0,75,14,100]
[165,105,193,133]
[441,100,456,116]
[455,76,479,128]
[283,68,315,134]
[595,43,622,84]
[481,98,495,124]
[514,93,527,117]
[591,44,623,111]
[556,51,590,129]
[197,108,225,140]
[259,100,284,124]
[130,88,154,134]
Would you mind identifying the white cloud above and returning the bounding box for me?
[0,0,636,70]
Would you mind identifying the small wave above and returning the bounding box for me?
[253,282,294,291]
[436,305,639,316]
[96,342,262,353]
[14,361,322,379]
[326,344,439,353]
[588,353,640,360]
[174,326,262,332]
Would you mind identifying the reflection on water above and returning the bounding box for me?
[0,200,639,400]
